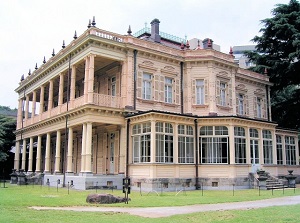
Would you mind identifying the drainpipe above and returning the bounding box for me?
[133,50,138,110]
[194,119,200,189]
[126,119,130,178]
[266,85,270,121]
[180,62,184,114]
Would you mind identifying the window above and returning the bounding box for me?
[143,73,152,100]
[263,130,273,164]
[285,136,296,165]
[165,77,173,103]
[237,94,244,115]
[234,127,246,164]
[257,98,262,118]
[111,77,116,96]
[200,126,229,164]
[132,123,151,163]
[220,82,227,106]
[178,125,194,163]
[196,80,204,105]
[156,122,173,163]
[276,135,283,165]
[250,128,259,164]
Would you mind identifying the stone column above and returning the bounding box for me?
[173,124,178,164]
[28,137,34,172]
[87,55,95,103]
[39,85,45,119]
[228,125,235,165]
[150,120,156,163]
[14,141,20,170]
[48,80,54,112]
[58,73,64,111]
[36,135,42,172]
[17,99,23,129]
[245,127,251,164]
[70,65,76,108]
[67,127,73,173]
[54,130,61,173]
[31,91,36,122]
[44,133,51,173]
[21,138,27,170]
[84,57,90,103]
[81,123,87,172]
[25,95,29,120]
[272,130,277,165]
[85,122,93,173]
[258,129,264,165]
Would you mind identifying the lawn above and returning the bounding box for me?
[0,183,300,222]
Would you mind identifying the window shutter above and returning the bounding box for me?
[154,74,159,101]
[175,78,180,104]
[116,74,120,96]
[228,82,232,107]
[204,79,208,104]
[262,98,267,118]
[137,71,142,98]
[236,93,239,114]
[253,96,257,118]
[245,94,249,116]
[192,79,196,104]
[216,80,220,105]
[160,75,164,102]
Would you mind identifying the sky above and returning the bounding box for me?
[0,0,290,109]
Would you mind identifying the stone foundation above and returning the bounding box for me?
[130,177,251,191]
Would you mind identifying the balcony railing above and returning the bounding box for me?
[18,93,123,128]
[93,93,121,108]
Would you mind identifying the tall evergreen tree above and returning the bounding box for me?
[0,115,16,162]
[245,0,300,130]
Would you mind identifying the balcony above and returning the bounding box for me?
[19,93,123,128]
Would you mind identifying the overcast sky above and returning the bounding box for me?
[0,0,290,109]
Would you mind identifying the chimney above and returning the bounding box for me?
[150,18,161,43]
[202,38,213,49]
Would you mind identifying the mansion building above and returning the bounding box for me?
[13,18,299,190]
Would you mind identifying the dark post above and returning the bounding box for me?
[232,184,235,196]
[68,181,70,195]
[122,177,131,204]
[96,182,98,193]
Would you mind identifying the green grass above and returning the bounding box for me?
[0,184,300,222]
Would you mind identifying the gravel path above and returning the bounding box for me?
[30,195,300,218]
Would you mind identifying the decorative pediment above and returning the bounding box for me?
[254,88,265,95]
[236,84,247,92]
[216,71,230,80]
[138,60,157,72]
[142,61,154,66]
[161,66,178,76]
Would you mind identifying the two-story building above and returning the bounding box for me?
[13,18,299,190]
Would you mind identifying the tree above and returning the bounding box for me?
[0,115,16,162]
[245,0,300,130]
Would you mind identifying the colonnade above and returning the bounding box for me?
[17,54,96,129]
[14,122,94,175]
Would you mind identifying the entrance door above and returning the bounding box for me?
[250,139,260,173]
[108,133,115,174]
